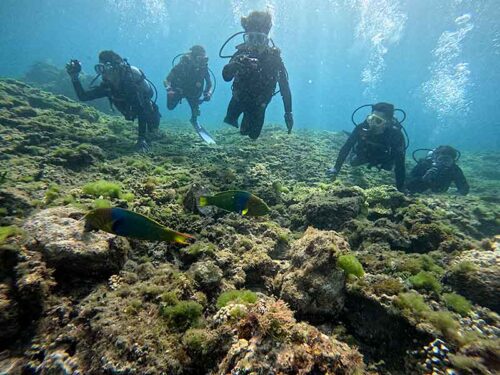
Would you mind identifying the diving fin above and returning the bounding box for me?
[191,120,216,144]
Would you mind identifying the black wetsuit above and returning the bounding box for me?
[407,159,469,195]
[334,121,406,191]
[222,44,292,139]
[166,56,212,120]
[71,66,159,140]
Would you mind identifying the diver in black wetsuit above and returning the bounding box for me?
[66,50,160,153]
[165,45,213,132]
[222,11,293,140]
[327,102,407,192]
[407,145,469,195]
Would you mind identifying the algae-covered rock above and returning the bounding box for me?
[303,193,365,231]
[215,299,364,374]
[276,227,347,319]
[0,188,34,218]
[446,248,500,312]
[23,207,129,278]
[188,259,223,293]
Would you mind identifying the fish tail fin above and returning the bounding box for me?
[162,229,195,245]
[199,196,209,207]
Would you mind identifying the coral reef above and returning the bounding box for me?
[0,78,499,374]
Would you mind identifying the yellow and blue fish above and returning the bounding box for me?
[199,190,270,216]
[84,207,194,245]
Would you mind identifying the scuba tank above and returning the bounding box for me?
[351,104,410,150]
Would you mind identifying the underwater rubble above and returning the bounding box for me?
[0,78,499,374]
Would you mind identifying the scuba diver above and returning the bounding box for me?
[165,45,215,144]
[327,102,407,192]
[220,10,293,140]
[407,145,469,195]
[66,50,160,153]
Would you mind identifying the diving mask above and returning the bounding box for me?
[192,55,208,66]
[434,154,454,168]
[94,62,116,75]
[243,32,269,47]
[367,113,387,132]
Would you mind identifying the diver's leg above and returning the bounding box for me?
[247,106,266,140]
[224,96,243,128]
[167,89,182,110]
[135,114,150,152]
[241,104,265,139]
[144,102,160,135]
[187,97,201,125]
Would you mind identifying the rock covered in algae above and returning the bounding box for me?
[215,299,364,374]
[303,191,365,231]
[276,227,347,319]
[23,207,129,278]
[446,246,500,313]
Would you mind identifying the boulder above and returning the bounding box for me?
[23,207,129,278]
[276,227,348,319]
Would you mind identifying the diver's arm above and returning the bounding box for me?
[222,61,239,82]
[71,79,108,101]
[453,167,470,195]
[278,61,292,114]
[203,69,213,95]
[222,52,243,82]
[333,128,360,172]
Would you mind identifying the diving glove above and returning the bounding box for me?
[66,59,82,79]
[203,92,212,102]
[284,112,294,134]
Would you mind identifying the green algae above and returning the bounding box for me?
[451,260,478,274]
[216,289,258,309]
[160,300,203,331]
[82,180,122,199]
[394,292,431,316]
[371,277,404,296]
[0,226,21,244]
[408,271,442,294]
[442,293,472,316]
[93,198,112,209]
[182,328,214,356]
[337,254,364,278]
[44,184,60,205]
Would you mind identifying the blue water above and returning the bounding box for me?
[1,0,499,150]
